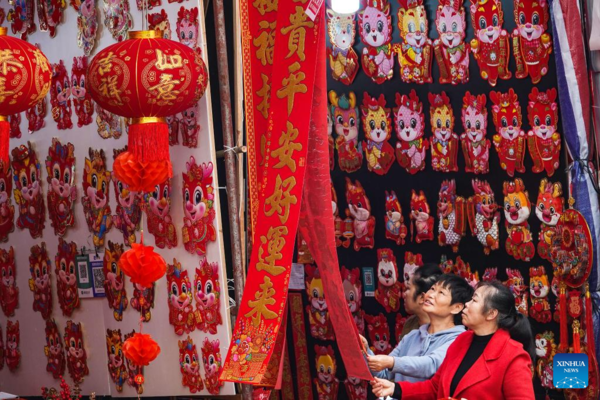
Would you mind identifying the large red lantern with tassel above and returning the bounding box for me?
[87,30,208,192]
[0,27,52,164]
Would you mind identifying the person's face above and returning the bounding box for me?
[462,286,490,329]
[403,275,422,315]
[422,281,462,318]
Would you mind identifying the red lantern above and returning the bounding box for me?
[0,27,52,164]
[87,30,208,192]
[123,332,161,366]
[119,233,167,287]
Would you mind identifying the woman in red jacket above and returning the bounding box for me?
[371,281,535,400]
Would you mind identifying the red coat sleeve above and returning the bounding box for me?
[502,351,535,399]
[398,352,446,400]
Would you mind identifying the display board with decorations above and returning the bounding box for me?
[0,0,234,396]
[281,0,595,399]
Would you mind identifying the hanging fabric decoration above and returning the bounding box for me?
[71,56,94,128]
[429,92,459,172]
[491,89,527,176]
[330,91,362,173]
[503,178,535,261]
[178,336,204,393]
[410,189,434,243]
[144,179,178,249]
[55,238,80,317]
[45,138,77,237]
[28,242,53,320]
[44,318,66,380]
[384,190,407,246]
[82,148,113,247]
[0,247,18,318]
[112,147,142,246]
[527,87,561,177]
[64,320,88,384]
[88,30,208,193]
[461,92,490,174]
[361,93,395,175]
[103,241,128,321]
[466,179,500,254]
[535,179,564,260]
[434,0,469,85]
[358,0,394,84]
[194,258,223,334]
[394,90,427,174]
[437,179,466,252]
[5,320,19,372]
[7,1,35,40]
[0,28,52,165]
[106,328,128,392]
[326,9,358,85]
[396,0,433,84]
[50,60,73,130]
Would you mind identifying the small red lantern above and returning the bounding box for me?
[0,27,52,164]
[87,30,208,192]
[123,332,161,366]
[119,233,167,287]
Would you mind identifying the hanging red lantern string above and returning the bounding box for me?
[119,230,167,288]
[0,27,52,165]
[123,317,161,367]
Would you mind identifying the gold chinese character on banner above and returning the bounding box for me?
[149,74,181,102]
[276,62,307,116]
[99,75,122,103]
[257,73,271,119]
[281,7,314,61]
[272,121,302,172]
[257,225,288,276]
[253,20,276,66]
[264,175,297,223]
[0,49,24,76]
[96,51,115,76]
[245,276,278,326]
[253,0,278,15]
[155,49,183,70]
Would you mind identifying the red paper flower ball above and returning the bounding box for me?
[123,333,160,366]
[112,151,172,193]
[119,241,167,287]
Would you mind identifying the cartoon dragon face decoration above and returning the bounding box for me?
[112,147,142,246]
[29,242,53,320]
[491,89,523,140]
[145,179,178,249]
[514,0,548,41]
[536,179,564,227]
[461,92,490,173]
[384,190,407,246]
[329,90,363,173]
[148,9,171,39]
[305,264,335,340]
[194,258,222,334]
[176,6,199,48]
[71,56,93,127]
[361,92,394,175]
[365,313,392,355]
[342,267,362,314]
[12,142,46,238]
[410,190,434,243]
[0,162,15,242]
[182,158,216,256]
[103,241,128,321]
[131,281,155,323]
[527,88,561,176]
[180,103,201,148]
[106,328,127,392]
[467,179,500,254]
[503,179,530,225]
[314,345,339,396]
[394,90,428,174]
[470,0,504,44]
[429,92,459,172]
[64,320,89,384]
[167,259,196,336]
[5,320,20,371]
[397,0,428,46]
[82,148,113,247]
[358,0,392,48]
[436,0,467,46]
[326,9,359,85]
[202,337,224,395]
[44,319,66,379]
[50,60,73,130]
[55,238,79,317]
[46,138,77,237]
[178,336,204,393]
[0,247,18,318]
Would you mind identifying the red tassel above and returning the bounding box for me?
[574,329,581,353]
[128,121,170,163]
[559,286,568,352]
[586,288,596,356]
[0,119,9,166]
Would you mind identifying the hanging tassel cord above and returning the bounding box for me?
[0,118,9,166]
[559,284,569,352]
[128,121,170,163]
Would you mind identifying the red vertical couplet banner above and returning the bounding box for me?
[221,1,323,386]
[289,292,314,400]
[296,20,372,381]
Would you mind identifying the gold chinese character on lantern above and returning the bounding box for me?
[245,276,278,326]
[98,75,123,103]
[257,225,288,276]
[281,7,314,61]
[264,175,297,223]
[276,62,307,116]
[256,73,271,119]
[155,49,183,71]
[31,49,50,73]
[253,0,278,16]
[271,121,302,172]
[253,20,276,66]
[97,51,115,76]
[149,73,181,102]
[0,49,24,76]
[0,77,10,102]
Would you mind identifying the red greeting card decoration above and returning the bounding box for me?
[113,147,142,246]
[71,56,94,128]
[103,241,128,321]
[46,138,77,237]
[434,0,469,84]
[0,247,18,317]
[329,91,362,173]
[182,158,216,256]
[341,267,365,335]
[194,258,223,334]
[505,268,528,315]
[358,0,394,83]
[437,179,466,252]
[102,0,132,42]
[410,190,434,243]
[313,345,339,400]
[469,0,511,86]
[535,179,564,260]
[55,238,79,317]
[503,179,535,261]
[179,336,204,393]
[461,92,490,174]
[50,60,73,130]
[491,89,526,176]
[180,103,201,148]
[326,9,358,85]
[361,93,395,175]
[529,266,551,323]
[12,142,45,239]
[5,320,19,371]
[0,164,15,243]
[148,9,171,39]
[375,248,402,313]
[394,90,427,174]
[365,313,392,355]
[429,92,459,172]
[512,0,552,83]
[305,264,335,341]
[527,87,561,176]
[106,329,128,392]
[7,0,35,40]
[384,190,407,246]
[345,178,375,250]
[64,320,89,384]
[466,179,500,254]
[44,318,66,379]
[82,148,113,247]
[37,0,65,37]
[176,7,199,49]
[396,0,433,84]
[28,242,52,320]
[145,179,178,249]
[167,259,196,335]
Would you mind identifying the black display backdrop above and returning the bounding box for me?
[284,0,568,399]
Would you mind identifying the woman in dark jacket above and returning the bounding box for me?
[371,281,535,400]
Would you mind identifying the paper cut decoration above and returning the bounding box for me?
[345,178,375,250]
[503,179,535,261]
[148,9,171,39]
[44,319,66,379]
[106,329,128,392]
[466,179,500,254]
[384,190,407,246]
[305,264,335,341]
[71,56,94,128]
[102,0,132,42]
[201,337,224,394]
[0,247,18,317]
[461,92,490,174]
[103,241,128,321]
[361,93,395,175]
[12,142,46,238]
[434,0,469,84]
[535,179,564,260]
[365,313,392,355]
[529,266,551,323]
[64,320,89,384]
[96,104,124,139]
[358,0,394,83]
[55,238,80,317]
[330,91,362,173]
[178,336,204,393]
[527,87,561,176]
[394,90,428,174]
[194,258,223,334]
[374,249,402,313]
[313,345,340,400]
[5,320,19,371]
[410,190,434,243]
[28,242,53,320]
[429,92,459,172]
[46,138,77,237]
[326,9,359,85]
[145,180,178,249]
[82,148,113,247]
[113,147,142,246]
[437,179,466,252]
[0,163,15,243]
[50,60,73,130]
[397,0,433,83]
[176,6,199,48]
[167,259,196,335]
[491,89,526,176]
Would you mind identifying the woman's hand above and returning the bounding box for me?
[371,377,395,397]
[359,334,369,351]
[367,354,394,372]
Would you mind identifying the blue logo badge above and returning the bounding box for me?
[553,353,589,389]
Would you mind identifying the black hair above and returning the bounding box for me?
[435,274,475,325]
[412,263,443,302]
[478,281,535,363]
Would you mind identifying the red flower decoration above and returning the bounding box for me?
[119,238,167,287]
[123,333,160,366]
